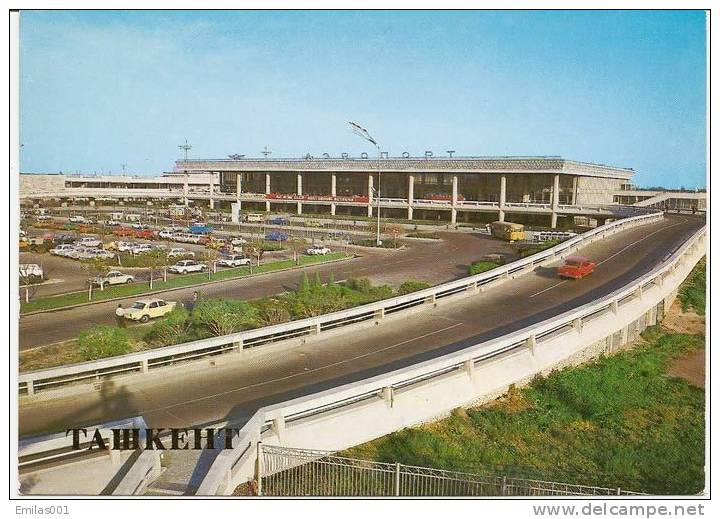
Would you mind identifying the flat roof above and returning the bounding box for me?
[174,156,634,179]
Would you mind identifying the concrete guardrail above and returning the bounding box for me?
[19,211,665,396]
[194,222,705,495]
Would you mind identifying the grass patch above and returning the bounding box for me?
[345,328,705,495]
[678,257,706,315]
[468,261,500,275]
[20,252,350,313]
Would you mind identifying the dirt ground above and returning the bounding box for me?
[664,301,706,388]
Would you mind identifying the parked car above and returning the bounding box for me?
[306,246,331,255]
[75,236,102,248]
[134,229,156,240]
[268,216,289,225]
[168,260,207,274]
[557,256,596,279]
[216,255,252,267]
[189,222,213,234]
[231,237,248,246]
[168,247,195,258]
[49,244,75,256]
[19,263,43,281]
[123,298,177,323]
[68,215,88,224]
[53,234,76,244]
[131,244,154,255]
[90,270,134,288]
[85,249,115,260]
[158,229,175,239]
[36,215,52,222]
[104,219,121,227]
[266,231,289,242]
[116,241,136,253]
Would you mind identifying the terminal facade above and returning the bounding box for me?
[21,156,636,228]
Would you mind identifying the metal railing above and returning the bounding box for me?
[195,221,704,495]
[257,445,647,496]
[18,211,664,396]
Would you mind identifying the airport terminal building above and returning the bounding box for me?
[21,155,636,227]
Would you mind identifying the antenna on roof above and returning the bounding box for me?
[262,146,272,158]
[178,139,192,161]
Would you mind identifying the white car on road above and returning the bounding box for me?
[216,255,251,268]
[306,246,331,255]
[19,264,44,281]
[90,270,134,288]
[168,260,207,274]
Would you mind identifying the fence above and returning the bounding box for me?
[257,445,646,497]
[18,210,664,397]
[195,222,704,495]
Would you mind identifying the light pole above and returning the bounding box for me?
[349,122,382,246]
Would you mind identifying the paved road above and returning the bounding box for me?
[18,233,513,349]
[19,215,704,438]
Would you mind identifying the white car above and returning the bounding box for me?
[68,215,88,224]
[69,247,94,259]
[131,244,153,255]
[90,270,134,288]
[306,246,331,255]
[116,241,135,253]
[19,264,43,281]
[76,236,102,248]
[49,244,75,256]
[105,219,121,227]
[168,260,207,274]
[86,249,115,260]
[168,247,194,258]
[158,229,175,239]
[231,237,248,246]
[216,255,251,267]
[36,215,52,222]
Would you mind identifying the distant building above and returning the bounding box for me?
[20,155,639,228]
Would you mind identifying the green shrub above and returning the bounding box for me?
[345,278,372,294]
[190,299,260,336]
[469,261,500,275]
[397,280,431,295]
[77,325,131,360]
[254,298,292,326]
[144,308,193,346]
[517,239,562,258]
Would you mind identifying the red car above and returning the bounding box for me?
[557,256,596,279]
[134,229,157,240]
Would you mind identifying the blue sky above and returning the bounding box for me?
[20,10,706,188]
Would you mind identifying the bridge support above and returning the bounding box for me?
[525,334,536,355]
[382,386,394,408]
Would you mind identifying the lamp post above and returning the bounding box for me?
[349,122,382,246]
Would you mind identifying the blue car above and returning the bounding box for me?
[266,231,289,241]
[268,217,289,225]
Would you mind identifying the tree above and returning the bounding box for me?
[144,307,192,346]
[190,299,260,336]
[82,257,110,299]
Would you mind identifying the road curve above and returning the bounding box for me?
[19,215,704,438]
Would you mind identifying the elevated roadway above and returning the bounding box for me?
[19,215,704,439]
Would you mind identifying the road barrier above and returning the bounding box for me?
[195,222,705,495]
[18,211,664,396]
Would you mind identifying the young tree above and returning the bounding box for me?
[82,257,110,299]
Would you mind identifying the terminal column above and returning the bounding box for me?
[330,173,337,215]
[183,180,189,207]
[208,174,215,210]
[498,175,506,222]
[235,173,242,211]
[551,174,560,228]
[367,174,374,217]
[407,175,414,220]
[450,175,458,225]
[297,173,303,215]
[265,173,271,212]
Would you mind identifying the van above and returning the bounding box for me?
[490,221,525,242]
[244,213,264,223]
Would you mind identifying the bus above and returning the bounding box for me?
[490,221,525,242]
